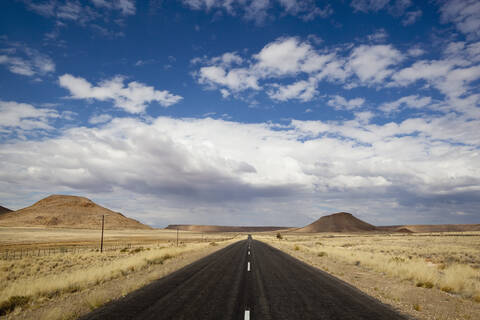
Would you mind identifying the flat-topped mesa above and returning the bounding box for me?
[165,224,292,233]
[296,212,377,233]
[0,194,150,230]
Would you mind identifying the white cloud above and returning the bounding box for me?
[1,113,479,226]
[194,37,480,109]
[58,74,183,113]
[327,95,365,110]
[350,0,390,13]
[254,37,317,76]
[379,95,431,113]
[440,0,480,39]
[88,114,112,124]
[402,9,422,26]
[0,100,60,133]
[23,0,135,37]
[197,66,260,92]
[0,45,55,77]
[181,0,331,23]
[407,46,425,57]
[347,45,403,84]
[194,37,343,101]
[367,29,388,43]
[391,50,480,101]
[268,78,317,102]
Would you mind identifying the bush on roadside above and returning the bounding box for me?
[0,296,30,315]
[276,232,283,240]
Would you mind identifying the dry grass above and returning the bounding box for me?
[0,227,236,249]
[0,227,243,317]
[258,232,480,300]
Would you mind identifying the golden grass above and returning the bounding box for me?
[257,232,480,300]
[0,236,240,316]
[0,227,236,249]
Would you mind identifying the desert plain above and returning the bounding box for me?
[0,196,479,319]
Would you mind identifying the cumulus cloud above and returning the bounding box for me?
[268,78,317,102]
[193,37,342,101]
[1,113,479,226]
[0,100,60,134]
[379,95,431,113]
[194,37,423,102]
[327,95,365,110]
[58,74,183,113]
[194,36,480,113]
[347,45,403,84]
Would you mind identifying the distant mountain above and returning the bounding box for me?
[165,224,291,232]
[0,205,13,215]
[296,212,377,233]
[0,195,151,230]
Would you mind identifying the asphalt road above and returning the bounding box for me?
[80,237,410,320]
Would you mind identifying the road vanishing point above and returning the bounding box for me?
[81,236,410,320]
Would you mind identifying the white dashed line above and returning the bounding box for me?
[247,261,251,271]
[244,310,250,320]
[248,251,250,255]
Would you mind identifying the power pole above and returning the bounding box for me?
[100,214,105,253]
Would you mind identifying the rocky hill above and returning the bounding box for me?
[0,195,151,230]
[296,212,377,232]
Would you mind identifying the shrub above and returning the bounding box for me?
[0,296,30,315]
[276,232,283,240]
[441,286,453,293]
[416,281,434,289]
[129,247,144,254]
[413,304,421,311]
[209,242,217,246]
[294,245,300,251]
[146,254,174,266]
[317,252,327,257]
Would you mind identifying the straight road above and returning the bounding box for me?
[80,237,410,320]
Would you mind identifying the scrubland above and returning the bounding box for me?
[0,228,240,319]
[259,232,480,320]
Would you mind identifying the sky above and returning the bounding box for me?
[0,0,479,228]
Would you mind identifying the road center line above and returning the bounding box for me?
[247,261,251,271]
[244,310,250,320]
[248,250,250,255]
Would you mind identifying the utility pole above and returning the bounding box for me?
[176,227,179,247]
[100,214,105,253]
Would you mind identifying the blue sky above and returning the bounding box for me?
[1,0,479,227]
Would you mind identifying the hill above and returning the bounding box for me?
[377,224,480,233]
[0,205,13,215]
[165,224,291,233]
[0,195,151,230]
[296,212,377,233]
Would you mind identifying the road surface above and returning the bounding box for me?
[80,237,410,320]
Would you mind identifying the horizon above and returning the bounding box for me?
[1,0,479,228]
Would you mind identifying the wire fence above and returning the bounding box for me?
[0,232,241,260]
